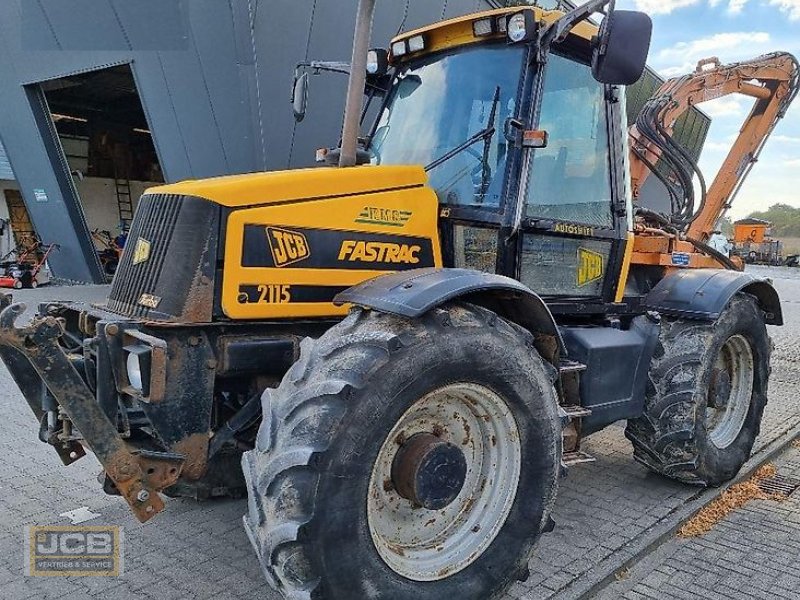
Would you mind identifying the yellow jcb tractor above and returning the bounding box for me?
[0,0,795,598]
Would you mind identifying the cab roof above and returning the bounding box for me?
[390,6,597,60]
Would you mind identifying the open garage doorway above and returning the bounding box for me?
[38,63,164,280]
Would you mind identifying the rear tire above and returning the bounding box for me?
[625,294,771,486]
[242,303,562,599]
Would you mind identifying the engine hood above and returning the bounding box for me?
[145,165,429,208]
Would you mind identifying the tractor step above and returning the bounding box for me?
[562,450,596,466]
[561,405,592,418]
[558,359,586,374]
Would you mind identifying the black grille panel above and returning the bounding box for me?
[107,194,219,321]
[108,194,182,317]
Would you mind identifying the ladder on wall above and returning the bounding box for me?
[113,164,134,232]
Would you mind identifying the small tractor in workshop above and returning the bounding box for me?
[0,0,796,598]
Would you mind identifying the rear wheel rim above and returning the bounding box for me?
[706,334,754,449]
[367,382,522,582]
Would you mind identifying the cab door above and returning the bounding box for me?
[513,53,631,307]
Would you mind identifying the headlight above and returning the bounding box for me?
[496,16,508,34]
[507,13,530,43]
[391,40,408,57]
[473,18,494,37]
[126,352,143,392]
[124,344,152,396]
[407,35,425,53]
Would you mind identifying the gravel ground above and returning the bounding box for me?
[0,265,797,600]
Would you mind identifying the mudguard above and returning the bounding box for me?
[645,268,782,325]
[335,267,564,353]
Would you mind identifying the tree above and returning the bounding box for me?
[717,216,734,236]
[746,204,800,237]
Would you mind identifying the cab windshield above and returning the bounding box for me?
[370,45,525,209]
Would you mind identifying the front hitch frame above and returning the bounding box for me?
[0,299,185,522]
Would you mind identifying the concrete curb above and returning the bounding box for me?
[561,419,800,600]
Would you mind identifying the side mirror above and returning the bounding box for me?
[396,74,423,99]
[292,72,309,122]
[591,10,652,85]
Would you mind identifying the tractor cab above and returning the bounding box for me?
[364,5,650,307]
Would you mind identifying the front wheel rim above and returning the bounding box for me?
[367,382,522,582]
[706,334,755,449]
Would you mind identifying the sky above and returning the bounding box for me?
[616,0,800,219]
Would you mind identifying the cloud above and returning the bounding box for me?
[657,32,771,63]
[773,135,800,144]
[707,0,751,12]
[704,141,734,152]
[653,32,771,77]
[727,0,749,12]
[701,96,752,118]
[632,0,800,18]
[631,0,700,15]
[784,158,800,167]
[768,0,800,19]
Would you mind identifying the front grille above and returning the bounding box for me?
[108,194,182,317]
[107,194,220,321]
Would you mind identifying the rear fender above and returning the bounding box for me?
[645,268,782,325]
[334,268,564,363]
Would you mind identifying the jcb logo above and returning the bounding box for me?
[577,248,604,287]
[338,240,421,264]
[267,227,310,267]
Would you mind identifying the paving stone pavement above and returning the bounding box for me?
[594,444,800,600]
[0,265,798,600]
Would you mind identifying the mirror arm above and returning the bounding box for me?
[537,0,613,61]
[297,61,352,76]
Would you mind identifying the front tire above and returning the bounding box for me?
[625,294,771,486]
[242,303,562,599]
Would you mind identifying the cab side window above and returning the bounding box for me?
[525,54,613,228]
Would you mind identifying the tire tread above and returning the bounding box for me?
[242,303,535,598]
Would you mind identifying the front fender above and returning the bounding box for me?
[334,268,564,355]
[645,268,782,325]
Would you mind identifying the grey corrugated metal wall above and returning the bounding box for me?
[0,142,13,181]
[0,0,490,282]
